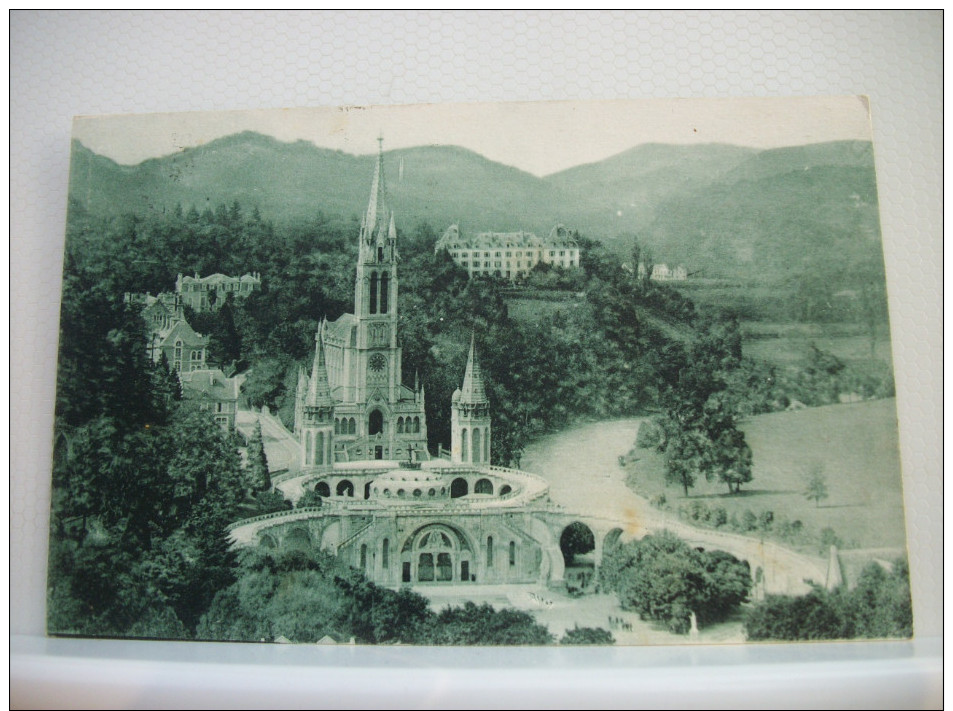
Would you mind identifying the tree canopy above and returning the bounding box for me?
[600,531,752,634]
[744,559,912,641]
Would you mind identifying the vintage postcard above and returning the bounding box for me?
[48,98,910,645]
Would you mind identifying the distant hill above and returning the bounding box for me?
[544,143,757,235]
[68,133,884,289]
[629,141,883,284]
[68,132,571,236]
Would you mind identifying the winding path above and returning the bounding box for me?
[521,419,827,596]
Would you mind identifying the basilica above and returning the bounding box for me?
[292,143,429,465]
[233,144,578,589]
[228,145,798,596]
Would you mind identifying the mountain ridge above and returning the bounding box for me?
[68,132,882,288]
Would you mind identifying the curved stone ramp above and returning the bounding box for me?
[273,462,550,509]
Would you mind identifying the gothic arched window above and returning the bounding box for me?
[369,409,384,436]
[380,272,389,314]
[397,417,404,434]
[472,429,482,464]
[369,272,378,315]
[348,418,356,435]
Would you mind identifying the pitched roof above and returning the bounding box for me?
[437,224,578,251]
[156,319,210,348]
[179,368,240,401]
[326,313,358,347]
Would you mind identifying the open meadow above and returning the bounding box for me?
[741,321,893,368]
[625,398,907,553]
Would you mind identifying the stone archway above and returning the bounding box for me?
[284,527,311,553]
[559,521,596,592]
[450,477,468,498]
[400,523,474,584]
[603,527,625,552]
[336,479,354,497]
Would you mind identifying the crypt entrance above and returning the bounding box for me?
[401,523,474,584]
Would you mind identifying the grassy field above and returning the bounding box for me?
[625,399,908,552]
[741,321,893,368]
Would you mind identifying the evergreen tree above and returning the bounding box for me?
[247,418,271,491]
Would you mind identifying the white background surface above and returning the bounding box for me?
[10,11,942,709]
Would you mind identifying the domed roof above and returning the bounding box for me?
[452,388,462,403]
[375,468,445,487]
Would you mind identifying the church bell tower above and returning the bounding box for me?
[451,335,491,464]
[353,137,401,406]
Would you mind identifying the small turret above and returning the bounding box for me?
[306,330,333,408]
[459,333,488,406]
[300,330,335,469]
[450,333,491,465]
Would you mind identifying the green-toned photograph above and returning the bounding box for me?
[48,98,911,645]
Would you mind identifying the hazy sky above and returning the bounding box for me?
[72,96,873,177]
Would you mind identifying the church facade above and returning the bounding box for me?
[294,144,428,464]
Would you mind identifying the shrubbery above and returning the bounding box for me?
[635,418,664,449]
[198,549,559,645]
[646,494,840,552]
[560,626,616,645]
[744,559,912,641]
[600,531,751,634]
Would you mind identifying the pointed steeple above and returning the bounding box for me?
[306,330,333,407]
[459,333,488,404]
[294,365,308,434]
[361,136,387,244]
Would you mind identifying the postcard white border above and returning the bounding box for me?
[10,10,942,708]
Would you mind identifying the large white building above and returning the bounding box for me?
[435,224,580,280]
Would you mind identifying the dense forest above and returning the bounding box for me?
[61,196,719,465]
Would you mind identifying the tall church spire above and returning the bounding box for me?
[361,136,387,244]
[459,333,488,404]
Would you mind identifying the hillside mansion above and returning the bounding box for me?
[435,224,580,280]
